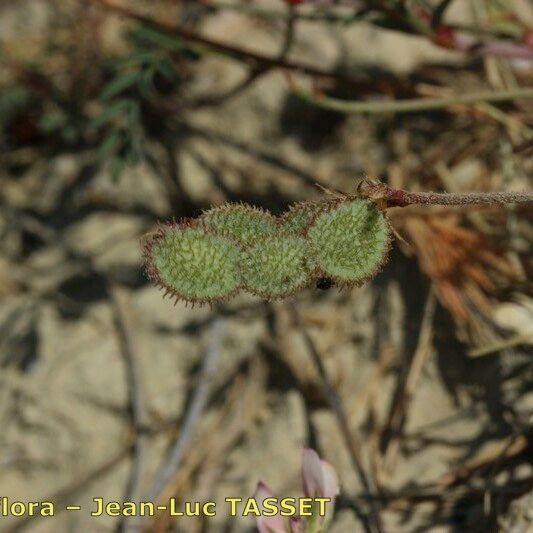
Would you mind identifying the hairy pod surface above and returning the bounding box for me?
[241,235,314,299]
[143,222,241,304]
[307,199,390,286]
[280,199,337,235]
[201,203,279,245]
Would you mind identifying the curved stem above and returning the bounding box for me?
[296,87,533,115]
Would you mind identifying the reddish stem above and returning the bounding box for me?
[358,181,533,208]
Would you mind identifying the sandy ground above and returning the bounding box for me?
[1,1,532,532]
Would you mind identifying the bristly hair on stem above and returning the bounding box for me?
[357,179,533,208]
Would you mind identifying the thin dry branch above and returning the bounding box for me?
[290,304,384,533]
[200,0,533,61]
[145,317,225,502]
[89,0,356,82]
[296,86,533,115]
[381,289,436,475]
[189,2,296,107]
[6,441,134,533]
[148,357,267,531]
[110,284,149,533]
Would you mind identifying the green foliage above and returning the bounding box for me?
[241,236,314,299]
[90,92,142,182]
[201,203,279,245]
[90,26,187,181]
[2,23,196,179]
[101,71,143,101]
[144,223,241,304]
[38,109,69,132]
[307,199,390,286]
[0,86,35,150]
[128,26,198,59]
[0,86,33,125]
[38,107,82,144]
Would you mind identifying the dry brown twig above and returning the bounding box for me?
[110,284,150,533]
[289,303,384,533]
[5,442,135,533]
[148,356,267,532]
[88,0,357,83]
[437,434,529,489]
[190,2,297,107]
[380,288,437,476]
[145,318,225,503]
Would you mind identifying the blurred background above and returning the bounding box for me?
[0,0,532,531]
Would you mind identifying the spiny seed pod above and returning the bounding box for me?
[201,203,279,245]
[307,199,391,286]
[241,236,314,299]
[280,200,335,236]
[142,221,241,305]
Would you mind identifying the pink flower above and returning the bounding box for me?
[301,448,339,527]
[289,516,305,533]
[254,449,339,533]
[255,482,287,533]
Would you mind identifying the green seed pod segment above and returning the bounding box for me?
[201,203,280,246]
[307,199,391,286]
[142,220,242,305]
[279,199,336,236]
[241,235,315,299]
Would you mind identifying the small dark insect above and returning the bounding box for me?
[316,277,334,290]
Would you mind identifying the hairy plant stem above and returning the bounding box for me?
[357,181,533,208]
